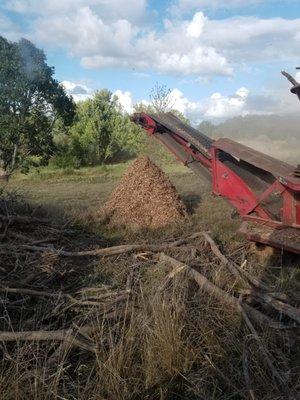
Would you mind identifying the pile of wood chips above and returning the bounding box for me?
[101,156,187,229]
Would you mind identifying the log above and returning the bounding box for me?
[159,253,286,329]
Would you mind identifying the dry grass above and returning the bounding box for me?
[0,163,299,400]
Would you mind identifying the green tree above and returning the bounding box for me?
[62,90,143,166]
[0,36,75,175]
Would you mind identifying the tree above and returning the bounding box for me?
[150,83,174,112]
[61,90,143,166]
[0,36,75,175]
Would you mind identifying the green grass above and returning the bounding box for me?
[5,160,208,216]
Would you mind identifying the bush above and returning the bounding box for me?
[53,90,144,167]
[49,154,78,169]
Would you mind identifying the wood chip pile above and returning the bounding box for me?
[101,156,187,229]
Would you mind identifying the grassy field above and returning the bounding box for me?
[7,161,205,213]
[7,161,218,231]
[0,159,299,400]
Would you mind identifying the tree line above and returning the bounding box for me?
[1,36,180,176]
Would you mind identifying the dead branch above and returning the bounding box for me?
[0,286,131,311]
[237,297,287,391]
[202,232,277,294]
[0,287,58,299]
[159,253,286,329]
[201,232,246,284]
[0,328,96,353]
[0,214,51,225]
[3,237,197,258]
[242,336,257,400]
[250,290,300,324]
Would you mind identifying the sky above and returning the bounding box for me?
[1,0,300,123]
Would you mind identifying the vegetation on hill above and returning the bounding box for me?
[198,115,300,164]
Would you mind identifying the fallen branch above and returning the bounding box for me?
[0,286,131,311]
[159,253,286,329]
[0,287,58,299]
[202,232,279,293]
[2,234,199,258]
[0,214,51,225]
[237,297,288,392]
[250,290,300,324]
[0,328,96,353]
[201,232,247,284]
[242,336,257,400]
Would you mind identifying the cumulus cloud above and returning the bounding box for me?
[4,0,147,23]
[35,11,300,77]
[61,82,135,113]
[61,80,93,102]
[170,0,289,14]
[186,11,206,38]
[113,90,135,113]
[202,88,249,119]
[2,2,300,80]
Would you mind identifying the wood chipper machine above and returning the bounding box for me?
[131,72,300,254]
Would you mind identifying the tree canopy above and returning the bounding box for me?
[53,90,143,167]
[0,36,75,174]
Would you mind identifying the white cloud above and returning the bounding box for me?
[202,87,249,119]
[113,90,134,113]
[186,11,206,38]
[32,9,300,78]
[0,11,21,40]
[2,2,300,81]
[4,0,147,23]
[170,0,288,14]
[61,80,93,102]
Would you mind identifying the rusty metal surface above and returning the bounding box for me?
[214,138,295,178]
[149,112,213,156]
[239,222,300,254]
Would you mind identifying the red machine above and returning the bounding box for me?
[132,73,300,254]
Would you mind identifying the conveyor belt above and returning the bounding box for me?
[149,112,213,157]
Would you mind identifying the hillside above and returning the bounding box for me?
[199,114,300,165]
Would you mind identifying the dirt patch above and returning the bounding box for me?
[101,156,187,229]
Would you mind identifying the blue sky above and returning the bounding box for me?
[1,0,300,122]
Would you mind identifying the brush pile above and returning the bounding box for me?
[0,189,299,399]
[101,156,187,229]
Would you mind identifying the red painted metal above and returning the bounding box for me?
[171,132,212,169]
[131,112,300,254]
[212,158,270,218]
